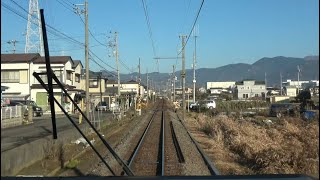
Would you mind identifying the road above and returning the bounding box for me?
[1,111,113,152]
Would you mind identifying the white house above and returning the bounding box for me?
[106,79,145,97]
[236,80,266,100]
[284,86,298,97]
[206,81,236,90]
[1,53,83,112]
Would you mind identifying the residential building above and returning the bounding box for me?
[282,79,310,90]
[1,53,83,113]
[175,87,192,95]
[106,79,145,97]
[206,81,236,90]
[235,80,266,100]
[80,71,111,108]
[283,86,297,97]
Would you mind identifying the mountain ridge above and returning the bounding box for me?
[103,56,319,88]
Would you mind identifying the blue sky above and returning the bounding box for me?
[1,0,319,74]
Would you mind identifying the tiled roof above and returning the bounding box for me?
[33,56,73,64]
[1,53,40,63]
[72,60,83,68]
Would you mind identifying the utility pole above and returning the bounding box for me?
[99,74,102,103]
[146,68,149,104]
[192,53,196,103]
[280,72,283,96]
[115,32,120,98]
[137,58,141,115]
[7,40,18,54]
[265,72,267,87]
[180,35,187,121]
[85,0,89,119]
[193,25,198,103]
[75,1,89,118]
[297,65,300,94]
[172,65,176,102]
[265,72,267,100]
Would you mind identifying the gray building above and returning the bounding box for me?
[236,80,266,100]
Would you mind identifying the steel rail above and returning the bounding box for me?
[161,111,165,176]
[127,101,161,168]
[176,113,220,175]
[170,121,185,163]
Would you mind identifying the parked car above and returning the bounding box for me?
[9,100,43,117]
[95,101,108,111]
[269,103,300,118]
[204,100,216,109]
[189,101,199,109]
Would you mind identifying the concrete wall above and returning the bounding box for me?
[1,124,87,176]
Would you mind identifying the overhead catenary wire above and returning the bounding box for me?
[141,0,159,72]
[177,0,204,56]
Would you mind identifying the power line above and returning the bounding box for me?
[56,0,75,13]
[177,0,204,56]
[89,54,116,77]
[4,1,84,47]
[89,50,117,71]
[141,0,159,72]
[141,0,156,57]
[77,15,107,48]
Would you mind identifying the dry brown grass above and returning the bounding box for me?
[188,112,319,178]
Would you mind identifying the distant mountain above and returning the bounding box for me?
[105,56,319,88]
[304,55,319,61]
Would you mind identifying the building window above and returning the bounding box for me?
[1,70,20,83]
[40,74,48,83]
[67,71,72,80]
[54,70,63,81]
[255,94,259,97]
[242,94,248,98]
[75,74,80,83]
[247,87,250,89]
[89,80,98,88]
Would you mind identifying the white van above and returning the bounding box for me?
[204,100,216,109]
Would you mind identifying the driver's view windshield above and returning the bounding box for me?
[1,0,319,179]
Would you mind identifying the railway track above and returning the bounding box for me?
[124,99,219,176]
[65,99,219,176]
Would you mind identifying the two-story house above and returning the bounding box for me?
[1,53,83,112]
[106,79,145,97]
[80,71,110,108]
[235,80,266,100]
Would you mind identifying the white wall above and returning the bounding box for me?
[1,63,30,96]
[206,81,235,89]
[237,81,266,99]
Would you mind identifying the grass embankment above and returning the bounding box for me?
[188,113,319,177]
